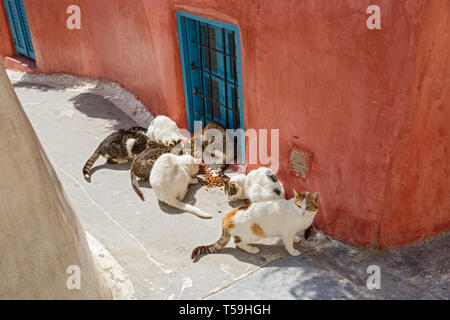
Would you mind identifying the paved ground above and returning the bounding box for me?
[9,71,449,300]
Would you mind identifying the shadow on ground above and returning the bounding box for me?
[13,81,55,92]
[70,93,136,131]
[89,162,132,180]
[157,184,204,216]
[209,232,450,299]
[13,78,138,132]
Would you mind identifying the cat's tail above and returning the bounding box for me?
[131,170,145,201]
[167,199,212,219]
[83,147,101,182]
[191,227,230,260]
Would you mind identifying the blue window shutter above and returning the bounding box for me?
[177,12,243,131]
[17,0,34,59]
[3,0,35,59]
[4,0,28,56]
[176,11,246,164]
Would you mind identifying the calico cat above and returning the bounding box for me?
[150,153,212,219]
[130,141,173,201]
[82,127,149,182]
[223,167,286,202]
[146,115,183,147]
[191,190,319,259]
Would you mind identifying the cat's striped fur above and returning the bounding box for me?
[130,141,173,201]
[191,203,251,259]
[82,127,148,182]
[185,121,230,172]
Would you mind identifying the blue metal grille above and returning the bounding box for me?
[177,13,242,132]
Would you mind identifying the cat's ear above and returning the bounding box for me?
[194,158,202,165]
[179,135,189,142]
[228,183,238,196]
[221,174,231,184]
[294,189,308,200]
[311,192,319,203]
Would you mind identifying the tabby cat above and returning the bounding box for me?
[130,140,173,201]
[185,121,230,173]
[82,127,148,182]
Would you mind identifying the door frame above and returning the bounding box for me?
[176,11,246,164]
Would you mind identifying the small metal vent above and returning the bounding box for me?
[290,150,308,179]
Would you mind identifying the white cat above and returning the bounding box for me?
[191,190,319,259]
[223,167,286,202]
[146,115,182,147]
[150,153,212,219]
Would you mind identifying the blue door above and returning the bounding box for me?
[4,0,35,59]
[176,12,244,133]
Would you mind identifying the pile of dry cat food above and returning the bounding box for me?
[198,163,226,188]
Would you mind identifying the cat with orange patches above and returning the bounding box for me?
[192,190,320,260]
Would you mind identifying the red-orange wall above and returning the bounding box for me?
[377,1,450,247]
[4,0,448,248]
[0,1,15,62]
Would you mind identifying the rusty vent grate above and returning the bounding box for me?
[290,150,308,179]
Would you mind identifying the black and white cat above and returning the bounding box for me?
[223,167,286,203]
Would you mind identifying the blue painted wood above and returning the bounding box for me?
[176,11,244,130]
[17,0,34,59]
[3,0,35,59]
[176,11,245,163]
[4,0,27,56]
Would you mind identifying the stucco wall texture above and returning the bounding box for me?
[1,0,448,248]
[0,63,111,299]
[0,1,14,61]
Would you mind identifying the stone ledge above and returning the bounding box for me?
[4,55,38,74]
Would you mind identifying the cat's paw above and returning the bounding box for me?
[190,177,199,184]
[238,244,260,254]
[294,236,301,243]
[247,246,260,254]
[196,176,205,185]
[288,249,301,256]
